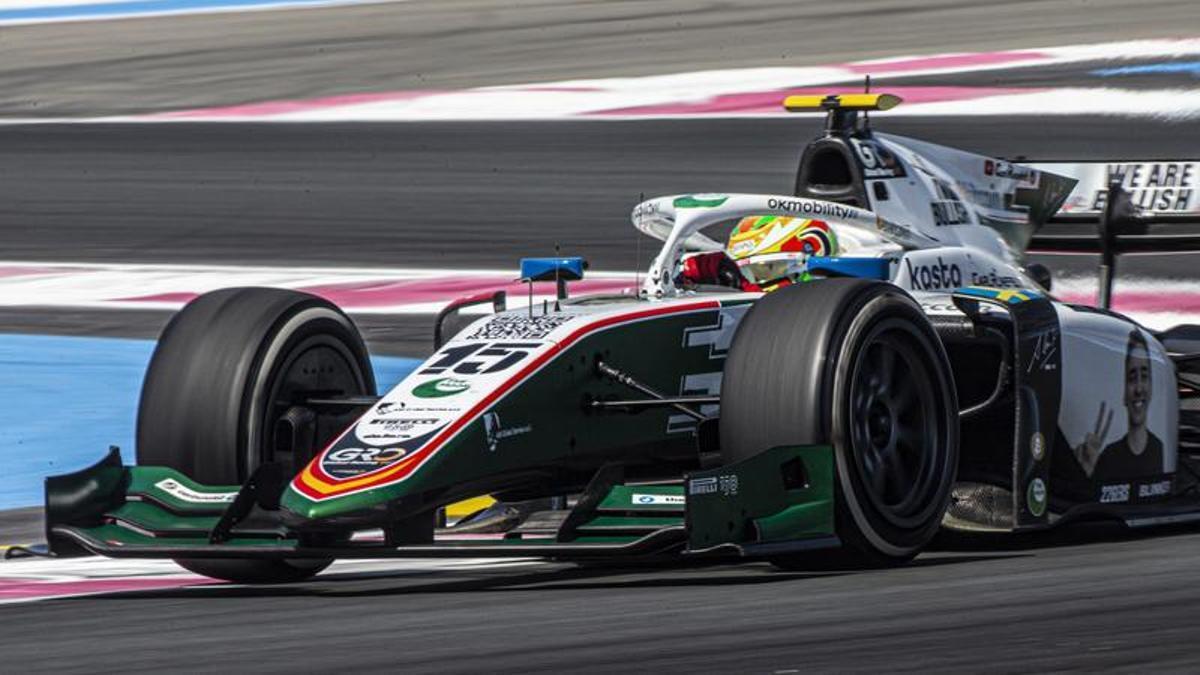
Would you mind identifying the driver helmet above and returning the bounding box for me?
[725,215,838,286]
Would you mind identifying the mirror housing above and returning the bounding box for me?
[519,257,587,282]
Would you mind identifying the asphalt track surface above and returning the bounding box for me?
[3,525,1200,672]
[6,117,1200,273]
[0,0,1194,116]
[3,116,1199,357]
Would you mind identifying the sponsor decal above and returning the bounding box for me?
[688,476,718,495]
[1138,479,1172,499]
[719,474,740,496]
[673,194,729,209]
[984,159,1037,184]
[1092,163,1196,212]
[357,417,443,444]
[853,138,906,179]
[904,256,963,291]
[633,201,660,219]
[767,198,860,222]
[420,342,541,377]
[153,478,236,504]
[957,286,1042,305]
[466,314,575,341]
[968,269,1023,289]
[930,179,970,226]
[1029,330,1059,373]
[321,446,409,479]
[292,299,723,501]
[1100,483,1130,504]
[1030,431,1046,461]
[481,411,532,452]
[412,377,470,398]
[632,493,687,506]
[1027,477,1048,516]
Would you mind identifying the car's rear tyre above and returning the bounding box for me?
[137,287,376,583]
[720,279,959,568]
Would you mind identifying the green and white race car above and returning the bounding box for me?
[40,93,1200,582]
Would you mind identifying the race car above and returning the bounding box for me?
[37,93,1200,582]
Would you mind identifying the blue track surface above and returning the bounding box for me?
[1092,61,1200,78]
[0,334,419,509]
[0,0,379,24]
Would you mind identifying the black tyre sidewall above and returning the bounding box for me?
[720,279,958,564]
[136,288,374,583]
[137,287,375,484]
[830,293,959,560]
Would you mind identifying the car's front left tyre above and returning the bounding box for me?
[137,287,376,583]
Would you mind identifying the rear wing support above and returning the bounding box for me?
[1030,181,1200,309]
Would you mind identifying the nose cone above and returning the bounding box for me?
[279,480,393,528]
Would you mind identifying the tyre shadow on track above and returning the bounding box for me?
[931,519,1200,552]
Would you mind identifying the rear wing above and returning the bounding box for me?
[1029,181,1200,308]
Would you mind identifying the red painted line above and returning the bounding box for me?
[843,50,1049,74]
[295,277,633,308]
[296,299,721,499]
[0,265,87,278]
[1057,291,1200,314]
[591,86,1036,116]
[0,576,213,600]
[113,277,634,308]
[148,90,439,118]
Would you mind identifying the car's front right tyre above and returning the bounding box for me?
[720,278,959,567]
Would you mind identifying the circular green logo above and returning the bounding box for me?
[412,377,470,398]
[1027,478,1047,517]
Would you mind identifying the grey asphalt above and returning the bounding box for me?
[3,117,1199,272]
[0,0,1194,116]
[3,524,1200,672]
[3,116,1199,355]
[5,116,1199,356]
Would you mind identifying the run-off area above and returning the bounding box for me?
[0,333,420,509]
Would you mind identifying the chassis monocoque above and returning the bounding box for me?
[39,94,1200,582]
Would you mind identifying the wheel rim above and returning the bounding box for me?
[256,334,369,479]
[847,319,944,529]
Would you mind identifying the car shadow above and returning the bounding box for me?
[932,518,1200,552]
[89,550,1022,601]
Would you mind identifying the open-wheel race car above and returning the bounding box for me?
[38,93,1200,582]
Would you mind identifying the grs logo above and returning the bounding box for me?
[904,257,963,291]
[321,446,409,478]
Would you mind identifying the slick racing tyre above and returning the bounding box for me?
[137,287,376,583]
[720,278,959,567]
